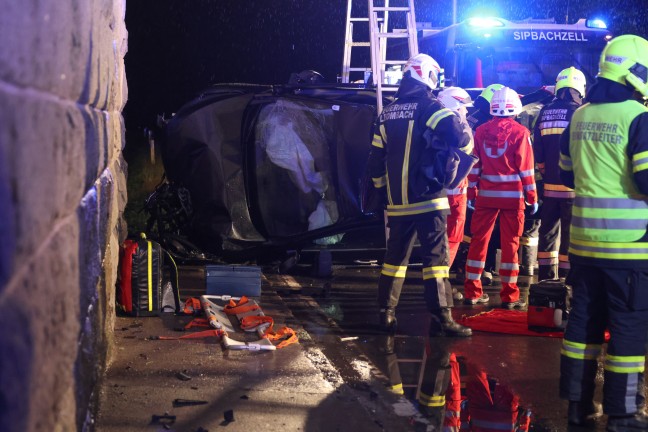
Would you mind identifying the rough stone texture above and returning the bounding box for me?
[0,0,128,431]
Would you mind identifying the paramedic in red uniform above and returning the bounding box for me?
[463,87,538,308]
[369,54,472,337]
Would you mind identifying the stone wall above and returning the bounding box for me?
[0,1,128,430]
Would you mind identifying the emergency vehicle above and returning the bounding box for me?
[418,17,613,94]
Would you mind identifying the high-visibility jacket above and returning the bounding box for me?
[446,118,474,198]
[468,117,537,210]
[560,98,648,263]
[533,92,580,199]
[368,77,470,218]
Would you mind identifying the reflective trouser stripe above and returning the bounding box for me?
[419,393,446,407]
[561,340,602,360]
[381,263,407,278]
[605,354,646,373]
[423,265,450,279]
[389,383,404,395]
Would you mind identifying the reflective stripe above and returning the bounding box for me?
[470,168,481,175]
[559,254,569,261]
[481,174,521,182]
[468,181,478,188]
[426,108,454,129]
[541,127,566,136]
[569,238,648,260]
[466,272,481,280]
[478,190,524,198]
[372,176,387,188]
[559,153,573,171]
[499,262,519,270]
[381,263,408,278]
[446,187,467,195]
[572,216,648,231]
[545,183,574,192]
[575,196,648,210]
[419,393,446,407]
[538,258,558,265]
[372,133,383,148]
[467,259,485,268]
[386,198,450,216]
[500,275,518,283]
[605,354,646,373]
[538,251,559,258]
[423,265,449,279]
[523,183,536,191]
[519,169,534,178]
[559,261,571,269]
[561,340,602,360]
[545,190,576,198]
[633,150,648,173]
[147,241,153,311]
[520,236,539,246]
[402,121,414,204]
[463,235,472,243]
[540,120,570,128]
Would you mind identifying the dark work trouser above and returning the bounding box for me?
[560,263,648,415]
[377,213,452,312]
[538,197,573,280]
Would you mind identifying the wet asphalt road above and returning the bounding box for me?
[274,261,615,432]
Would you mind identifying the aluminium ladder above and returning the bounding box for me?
[341,0,419,113]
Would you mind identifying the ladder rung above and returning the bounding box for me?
[380,60,408,65]
[372,6,411,12]
[377,32,410,38]
[351,17,384,22]
[348,68,371,72]
[349,42,371,47]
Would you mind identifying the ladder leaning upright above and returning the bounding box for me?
[341,0,419,114]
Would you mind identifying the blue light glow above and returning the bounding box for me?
[586,19,607,29]
[467,17,505,28]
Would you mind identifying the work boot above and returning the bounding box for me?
[379,307,397,333]
[452,286,464,301]
[606,413,648,431]
[481,271,493,286]
[463,293,489,305]
[568,400,602,426]
[429,308,472,337]
[501,299,527,310]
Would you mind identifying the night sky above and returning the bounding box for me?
[124,0,648,132]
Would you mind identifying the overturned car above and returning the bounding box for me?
[157,78,386,261]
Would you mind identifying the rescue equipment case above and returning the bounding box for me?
[527,279,570,332]
[205,265,262,298]
[118,235,180,316]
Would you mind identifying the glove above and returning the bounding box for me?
[529,202,539,215]
[467,200,476,211]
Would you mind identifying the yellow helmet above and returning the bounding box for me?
[598,34,648,98]
[555,67,586,97]
[479,83,505,103]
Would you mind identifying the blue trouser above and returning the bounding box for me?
[559,263,648,415]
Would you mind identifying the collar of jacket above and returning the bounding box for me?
[554,87,583,105]
[394,77,433,99]
[585,77,635,104]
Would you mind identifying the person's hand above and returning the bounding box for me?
[529,202,539,215]
[467,200,476,210]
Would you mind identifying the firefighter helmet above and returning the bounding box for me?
[490,87,522,117]
[555,67,586,97]
[598,34,648,98]
[437,87,473,111]
[403,54,442,90]
[478,83,505,103]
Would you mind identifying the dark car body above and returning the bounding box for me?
[159,82,386,259]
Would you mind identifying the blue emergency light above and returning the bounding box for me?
[467,17,505,28]
[586,19,607,29]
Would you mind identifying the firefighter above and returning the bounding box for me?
[558,35,648,431]
[369,53,472,337]
[533,67,585,280]
[438,86,475,301]
[464,87,538,308]
[461,84,506,285]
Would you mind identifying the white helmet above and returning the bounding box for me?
[403,54,442,90]
[437,87,473,111]
[490,86,522,116]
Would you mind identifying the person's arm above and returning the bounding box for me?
[467,127,483,201]
[533,109,545,176]
[559,124,575,189]
[516,129,537,204]
[627,112,648,195]
[426,106,471,149]
[368,122,388,193]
